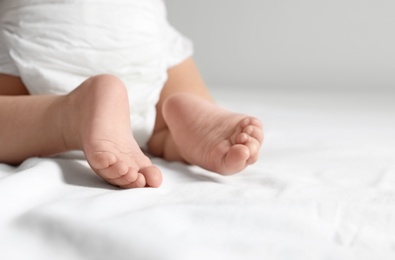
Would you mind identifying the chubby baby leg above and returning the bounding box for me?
[64,75,162,188]
[0,74,161,188]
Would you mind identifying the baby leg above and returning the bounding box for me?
[0,74,162,188]
[0,75,71,163]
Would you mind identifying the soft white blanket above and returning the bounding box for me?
[1,88,394,260]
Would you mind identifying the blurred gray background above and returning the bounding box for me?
[166,0,395,91]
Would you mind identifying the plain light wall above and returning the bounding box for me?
[166,0,395,90]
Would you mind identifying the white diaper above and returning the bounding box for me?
[0,0,192,147]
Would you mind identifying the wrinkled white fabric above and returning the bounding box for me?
[0,0,193,147]
[1,89,394,260]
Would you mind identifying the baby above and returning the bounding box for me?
[0,0,263,188]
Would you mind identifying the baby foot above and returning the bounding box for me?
[65,75,162,188]
[85,140,161,189]
[162,93,263,175]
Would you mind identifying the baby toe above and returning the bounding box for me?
[119,173,146,189]
[246,124,264,144]
[236,132,249,144]
[246,137,261,157]
[237,123,263,145]
[110,177,133,188]
[220,144,250,175]
[140,166,162,188]
[251,118,263,127]
[240,117,252,128]
[88,151,117,170]
[99,161,129,179]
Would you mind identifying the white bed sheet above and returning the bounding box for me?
[1,88,394,260]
